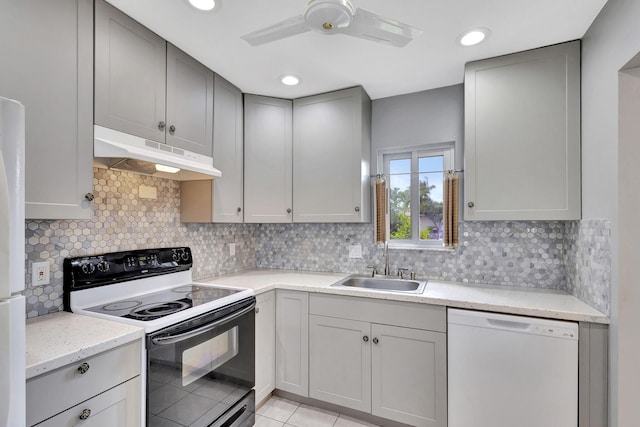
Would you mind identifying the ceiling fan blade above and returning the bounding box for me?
[241,15,311,46]
[343,8,423,47]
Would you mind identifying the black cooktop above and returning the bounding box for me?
[85,284,242,321]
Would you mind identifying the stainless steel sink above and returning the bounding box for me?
[330,275,427,294]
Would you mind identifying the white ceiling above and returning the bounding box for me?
[105,0,607,100]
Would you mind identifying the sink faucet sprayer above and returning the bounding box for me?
[383,241,390,276]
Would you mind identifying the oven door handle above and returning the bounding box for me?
[150,302,255,346]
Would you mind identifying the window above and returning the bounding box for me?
[382,144,455,248]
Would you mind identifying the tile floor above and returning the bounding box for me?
[255,396,379,427]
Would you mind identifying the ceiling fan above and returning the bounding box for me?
[241,0,423,48]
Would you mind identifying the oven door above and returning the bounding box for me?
[146,297,255,427]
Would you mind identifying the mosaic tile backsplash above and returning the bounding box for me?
[24,168,610,317]
[24,168,256,318]
[254,221,567,289]
[564,219,611,315]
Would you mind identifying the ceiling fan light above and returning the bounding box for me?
[280,74,302,86]
[458,28,490,46]
[304,0,354,33]
[188,0,216,11]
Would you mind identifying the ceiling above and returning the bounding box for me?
[104,0,607,100]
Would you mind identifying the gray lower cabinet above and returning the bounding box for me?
[371,324,446,427]
[275,290,309,397]
[464,40,581,220]
[244,95,293,223]
[255,291,276,405]
[0,0,93,219]
[95,0,166,143]
[95,0,214,157]
[308,294,447,427]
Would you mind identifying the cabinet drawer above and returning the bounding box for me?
[34,376,141,427]
[27,340,142,426]
[309,294,445,332]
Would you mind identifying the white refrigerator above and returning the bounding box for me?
[0,96,26,426]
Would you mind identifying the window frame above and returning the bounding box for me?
[379,142,455,249]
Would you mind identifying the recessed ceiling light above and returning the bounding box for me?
[457,28,491,46]
[280,74,302,86]
[188,0,216,11]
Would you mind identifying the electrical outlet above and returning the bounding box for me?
[349,244,362,259]
[229,242,236,256]
[32,261,50,286]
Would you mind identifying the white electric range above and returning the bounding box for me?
[64,247,256,427]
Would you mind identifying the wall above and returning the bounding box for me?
[581,0,640,424]
[24,167,256,317]
[371,84,464,172]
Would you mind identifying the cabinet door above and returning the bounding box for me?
[35,377,141,427]
[244,95,293,223]
[255,291,276,405]
[371,324,447,427]
[212,75,244,222]
[464,41,581,220]
[293,87,371,223]
[0,0,93,219]
[275,290,308,397]
[95,0,166,143]
[166,43,214,156]
[309,315,371,413]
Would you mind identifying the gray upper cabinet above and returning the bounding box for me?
[95,1,213,157]
[180,75,241,223]
[293,87,371,223]
[212,75,243,223]
[0,0,93,219]
[95,0,166,143]
[166,44,214,156]
[464,41,581,220]
[244,95,293,223]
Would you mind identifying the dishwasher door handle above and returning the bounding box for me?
[486,318,531,330]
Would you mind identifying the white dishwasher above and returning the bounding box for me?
[447,308,578,427]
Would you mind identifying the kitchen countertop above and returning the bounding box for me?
[201,269,609,324]
[26,311,144,379]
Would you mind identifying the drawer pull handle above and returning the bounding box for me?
[79,408,91,420]
[77,363,90,375]
[373,337,379,344]
[363,335,369,342]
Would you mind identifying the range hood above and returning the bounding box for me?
[93,125,222,181]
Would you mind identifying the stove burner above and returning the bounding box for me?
[102,300,142,311]
[171,285,203,293]
[129,300,190,320]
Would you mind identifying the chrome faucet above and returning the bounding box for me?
[383,241,390,276]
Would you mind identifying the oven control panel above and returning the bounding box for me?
[63,247,193,292]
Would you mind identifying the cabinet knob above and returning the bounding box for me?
[287,208,292,214]
[84,193,94,202]
[158,121,166,131]
[237,207,242,213]
[355,206,360,212]
[363,335,369,342]
[467,202,475,208]
[77,362,90,375]
[79,409,91,420]
[373,337,379,344]
[169,125,176,135]
[255,307,260,314]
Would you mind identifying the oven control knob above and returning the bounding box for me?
[172,252,179,262]
[96,261,109,272]
[180,251,189,261]
[81,263,95,274]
